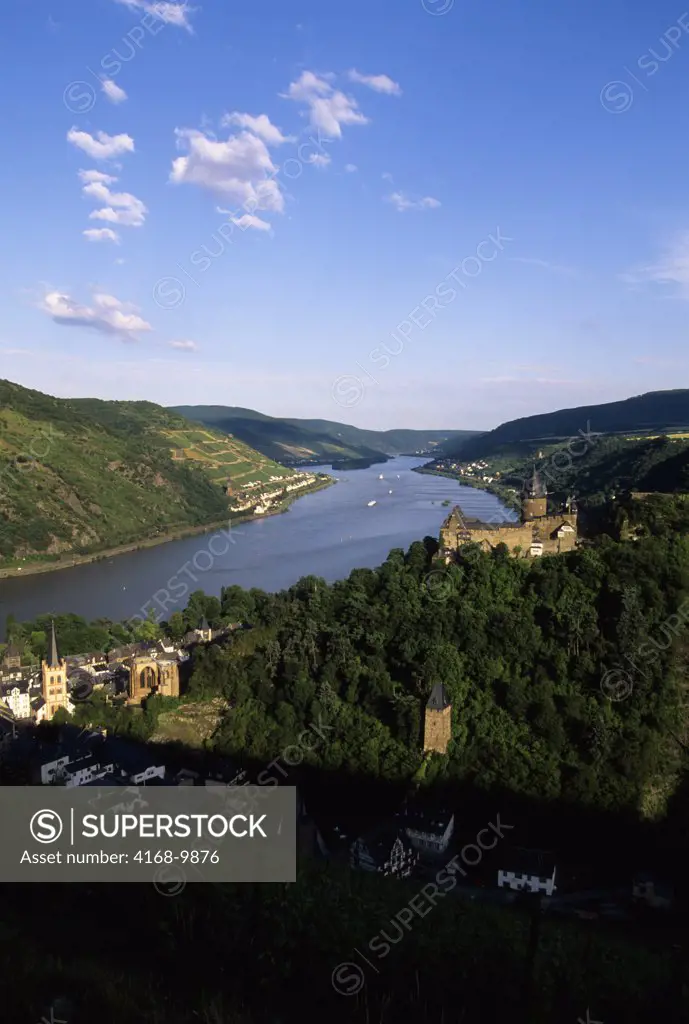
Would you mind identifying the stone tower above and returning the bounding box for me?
[41,622,71,720]
[522,465,547,522]
[423,682,452,755]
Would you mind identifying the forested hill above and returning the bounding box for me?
[447,389,689,459]
[0,380,293,569]
[172,404,475,464]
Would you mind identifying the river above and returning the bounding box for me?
[0,457,515,631]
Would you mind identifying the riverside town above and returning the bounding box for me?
[4,3,689,1020]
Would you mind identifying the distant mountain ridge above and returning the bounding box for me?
[0,381,295,570]
[172,405,476,465]
[447,390,689,459]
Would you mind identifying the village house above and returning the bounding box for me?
[0,680,31,720]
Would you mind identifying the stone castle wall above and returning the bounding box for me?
[440,508,578,559]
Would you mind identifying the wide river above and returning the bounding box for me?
[0,457,514,631]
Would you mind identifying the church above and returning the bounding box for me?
[439,467,578,560]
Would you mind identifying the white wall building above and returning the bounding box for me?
[1,683,31,719]
[497,849,557,897]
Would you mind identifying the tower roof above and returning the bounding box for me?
[46,621,61,668]
[524,464,546,499]
[426,682,451,711]
[200,615,210,631]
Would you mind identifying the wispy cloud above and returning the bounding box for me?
[622,230,689,298]
[169,339,199,351]
[347,70,401,96]
[83,227,121,244]
[112,0,196,32]
[282,70,368,139]
[221,112,294,145]
[386,191,440,212]
[39,288,152,341]
[216,207,272,232]
[67,127,135,161]
[101,78,127,104]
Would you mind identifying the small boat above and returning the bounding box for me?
[367,500,377,507]
[389,490,393,494]
[378,474,384,480]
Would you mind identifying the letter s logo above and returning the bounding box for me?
[30,809,63,844]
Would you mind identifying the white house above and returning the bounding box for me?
[497,848,557,897]
[403,805,455,856]
[1,682,31,719]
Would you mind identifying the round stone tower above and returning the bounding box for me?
[522,465,547,522]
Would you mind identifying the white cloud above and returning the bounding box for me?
[623,231,689,297]
[101,78,127,104]
[386,191,441,212]
[344,163,357,173]
[78,169,118,185]
[170,127,283,212]
[308,152,331,169]
[81,172,147,227]
[347,70,401,96]
[83,227,121,244]
[39,289,152,340]
[232,213,272,232]
[67,127,135,161]
[221,112,293,145]
[216,208,272,232]
[112,0,196,31]
[0,348,30,356]
[169,339,199,351]
[282,70,368,139]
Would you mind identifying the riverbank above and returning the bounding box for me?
[0,474,335,581]
[414,462,523,514]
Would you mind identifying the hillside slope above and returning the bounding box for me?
[447,389,689,459]
[0,381,295,569]
[172,405,474,463]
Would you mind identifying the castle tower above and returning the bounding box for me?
[522,465,547,522]
[423,682,452,755]
[41,622,71,720]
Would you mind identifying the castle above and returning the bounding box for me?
[440,467,578,560]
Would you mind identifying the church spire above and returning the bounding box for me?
[46,620,60,668]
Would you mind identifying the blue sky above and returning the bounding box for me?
[1,0,688,430]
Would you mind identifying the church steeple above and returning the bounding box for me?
[46,620,60,668]
[41,621,70,720]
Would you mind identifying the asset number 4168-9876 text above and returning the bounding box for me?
[133,850,220,864]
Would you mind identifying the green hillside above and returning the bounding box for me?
[0,381,294,570]
[447,389,689,460]
[172,405,475,464]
